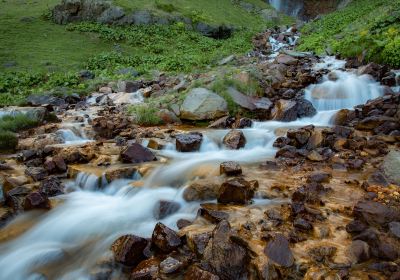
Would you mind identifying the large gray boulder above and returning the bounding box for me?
[52,0,111,24]
[180,88,228,120]
[0,107,47,122]
[383,150,400,185]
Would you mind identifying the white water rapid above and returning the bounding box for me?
[0,47,387,280]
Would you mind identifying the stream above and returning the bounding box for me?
[0,26,392,280]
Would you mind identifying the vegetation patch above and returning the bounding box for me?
[127,104,163,126]
[0,130,18,152]
[298,0,400,67]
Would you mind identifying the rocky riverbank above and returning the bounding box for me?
[0,25,400,280]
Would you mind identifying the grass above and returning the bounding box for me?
[298,0,400,67]
[0,0,291,106]
[127,104,163,126]
[0,114,40,152]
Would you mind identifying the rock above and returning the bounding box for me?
[217,177,256,204]
[195,23,233,39]
[175,132,203,152]
[24,191,50,210]
[25,167,48,181]
[152,222,181,253]
[44,156,67,173]
[177,219,192,229]
[39,176,64,197]
[222,130,246,150]
[0,106,47,122]
[184,265,220,280]
[226,87,272,111]
[350,240,370,263]
[271,99,316,122]
[26,95,65,107]
[180,88,228,120]
[220,161,242,176]
[208,116,235,129]
[111,234,148,266]
[382,150,400,185]
[236,118,253,128]
[389,222,400,239]
[198,204,229,223]
[353,201,400,227]
[157,109,181,124]
[294,217,313,231]
[3,176,29,193]
[131,258,160,280]
[203,220,249,280]
[346,220,367,233]
[99,86,112,94]
[275,54,298,65]
[153,200,181,220]
[187,231,211,256]
[98,6,125,24]
[308,246,337,263]
[120,143,157,163]
[356,116,396,130]
[307,171,332,183]
[264,234,294,268]
[306,150,324,162]
[183,178,221,202]
[218,55,235,65]
[159,257,183,274]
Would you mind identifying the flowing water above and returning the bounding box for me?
[0,41,387,280]
[268,0,303,17]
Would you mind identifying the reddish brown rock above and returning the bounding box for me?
[151,222,181,253]
[175,132,203,152]
[120,143,157,163]
[222,130,246,150]
[23,191,51,210]
[184,265,220,280]
[131,258,160,280]
[264,233,294,268]
[217,178,256,204]
[111,234,148,266]
[219,161,242,176]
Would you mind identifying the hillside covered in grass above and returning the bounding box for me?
[0,0,289,106]
[298,0,400,67]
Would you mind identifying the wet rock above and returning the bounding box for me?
[159,256,183,274]
[131,258,160,280]
[44,156,67,173]
[265,208,283,222]
[152,222,181,253]
[175,132,203,152]
[180,88,228,120]
[353,201,400,227]
[177,219,192,229]
[184,265,220,280]
[26,95,65,107]
[25,167,48,182]
[307,171,332,184]
[24,191,50,210]
[203,220,249,280]
[375,236,399,260]
[389,222,400,239]
[198,204,229,223]
[111,234,148,266]
[294,217,313,231]
[222,130,246,150]
[346,220,367,233]
[5,186,32,212]
[308,246,337,263]
[271,99,297,121]
[120,143,157,163]
[187,232,211,256]
[0,106,47,123]
[219,161,242,176]
[349,240,370,263]
[306,150,325,162]
[157,109,181,124]
[39,176,64,197]
[275,54,298,65]
[264,233,294,268]
[218,177,256,204]
[183,178,220,202]
[260,160,279,170]
[236,117,253,128]
[153,200,181,220]
[3,176,29,193]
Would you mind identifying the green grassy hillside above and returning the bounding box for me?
[0,0,289,106]
[298,0,400,67]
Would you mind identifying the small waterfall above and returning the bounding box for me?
[305,70,384,111]
[268,0,303,17]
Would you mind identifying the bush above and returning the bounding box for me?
[0,130,18,151]
[127,104,163,126]
[0,114,39,132]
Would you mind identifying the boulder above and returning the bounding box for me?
[307,171,332,184]
[111,234,148,266]
[157,109,181,124]
[271,99,316,122]
[175,132,203,152]
[120,143,157,163]
[151,222,181,253]
[353,201,400,227]
[217,178,256,204]
[382,150,400,185]
[24,191,51,210]
[198,204,229,223]
[222,130,246,150]
[25,167,48,181]
[226,87,272,111]
[159,257,183,274]
[26,95,65,107]
[0,106,47,122]
[203,220,249,280]
[275,54,298,65]
[389,222,400,239]
[186,231,211,256]
[264,234,294,268]
[130,258,160,280]
[220,161,242,176]
[208,116,235,129]
[349,240,370,263]
[183,178,221,202]
[185,265,220,280]
[180,88,228,120]
[39,176,64,197]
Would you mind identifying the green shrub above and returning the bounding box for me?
[127,104,163,126]
[0,130,18,152]
[0,114,39,132]
[155,1,177,13]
